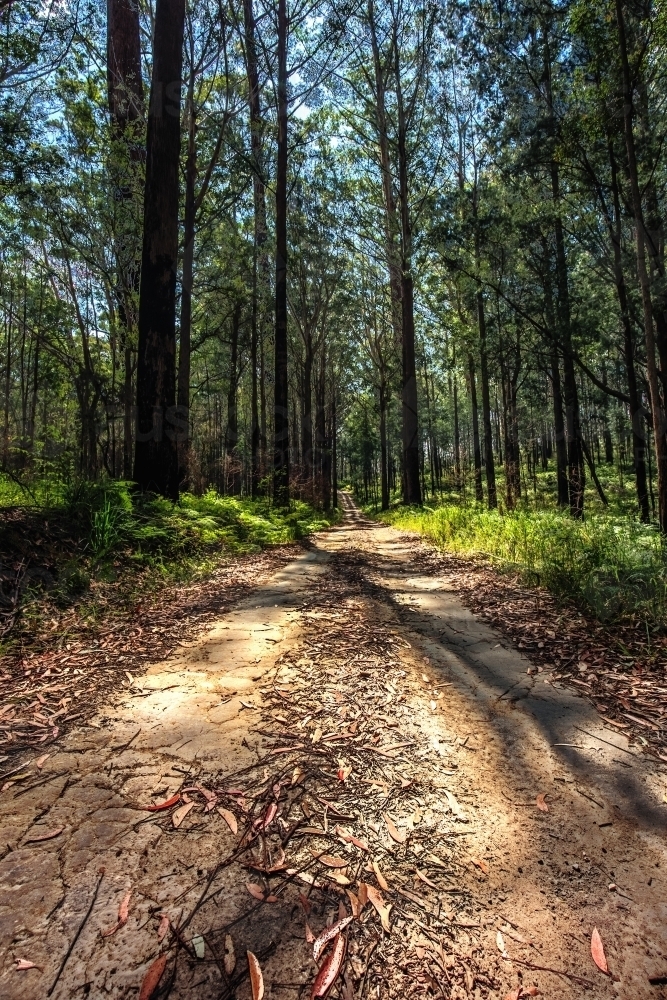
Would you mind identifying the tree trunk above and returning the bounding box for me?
[478,291,496,508]
[615,0,667,529]
[332,383,338,510]
[244,0,268,498]
[453,369,461,490]
[225,303,241,495]
[107,0,144,481]
[273,0,289,506]
[301,339,313,494]
[177,73,196,489]
[380,377,389,510]
[468,353,483,501]
[133,0,185,499]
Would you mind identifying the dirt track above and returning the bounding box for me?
[1,495,666,1000]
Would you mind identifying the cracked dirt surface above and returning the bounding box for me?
[1,495,666,1000]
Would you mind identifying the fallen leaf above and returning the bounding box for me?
[172,801,195,828]
[414,867,437,889]
[365,883,392,932]
[157,913,170,942]
[383,813,406,844]
[138,954,168,1000]
[311,851,348,868]
[313,915,354,961]
[35,754,49,769]
[246,883,266,901]
[311,933,346,998]
[312,727,322,744]
[15,959,40,970]
[192,934,205,959]
[345,889,361,916]
[299,892,312,913]
[247,951,264,1000]
[496,930,507,955]
[102,889,132,937]
[306,922,315,943]
[145,794,180,813]
[25,827,64,843]
[257,802,277,830]
[291,766,305,785]
[591,927,609,974]
[337,765,352,782]
[223,934,236,975]
[535,793,549,813]
[372,860,389,891]
[470,857,489,875]
[327,871,351,885]
[240,700,256,710]
[335,826,368,851]
[217,806,238,834]
[357,882,368,907]
[443,790,467,820]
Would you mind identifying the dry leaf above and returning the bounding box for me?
[172,801,195,828]
[246,883,266,901]
[144,793,180,812]
[217,806,238,834]
[25,826,64,843]
[102,889,132,937]
[257,802,277,830]
[305,922,315,943]
[312,727,322,744]
[311,933,346,998]
[313,915,354,961]
[157,913,170,942]
[35,754,49,769]
[15,959,40,970]
[535,793,549,813]
[496,930,507,955]
[291,766,305,785]
[335,826,369,851]
[299,892,312,913]
[443,790,467,820]
[591,927,609,974]
[138,954,168,1000]
[414,867,437,889]
[345,890,361,917]
[312,853,348,868]
[372,860,389,891]
[247,951,264,1000]
[383,813,406,844]
[470,857,489,875]
[357,882,368,907]
[365,883,392,933]
[223,934,236,975]
[327,871,351,885]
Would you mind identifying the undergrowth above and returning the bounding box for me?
[375,501,667,626]
[0,475,337,646]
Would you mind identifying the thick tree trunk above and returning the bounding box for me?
[301,341,313,493]
[550,347,569,507]
[177,75,196,489]
[225,303,241,495]
[615,0,667,529]
[107,0,144,481]
[478,291,496,508]
[133,0,185,499]
[244,0,268,498]
[332,384,338,509]
[273,0,289,506]
[468,353,483,502]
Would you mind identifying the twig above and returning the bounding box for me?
[109,728,141,754]
[508,956,595,987]
[47,869,104,996]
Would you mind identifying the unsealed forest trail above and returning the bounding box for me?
[1,495,667,1000]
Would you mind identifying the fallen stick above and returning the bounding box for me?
[47,868,104,996]
[508,956,595,987]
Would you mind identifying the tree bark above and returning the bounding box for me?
[468,352,483,502]
[615,0,667,529]
[177,72,196,489]
[273,0,289,506]
[133,0,185,499]
[225,303,241,495]
[478,290,496,508]
[301,337,313,493]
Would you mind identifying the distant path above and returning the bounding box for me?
[1,492,665,998]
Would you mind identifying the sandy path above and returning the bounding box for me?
[1,496,666,1000]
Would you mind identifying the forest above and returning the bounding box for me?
[1,0,667,618]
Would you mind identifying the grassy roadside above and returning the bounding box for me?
[371,501,667,627]
[0,476,338,655]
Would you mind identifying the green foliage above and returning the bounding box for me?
[380,502,667,625]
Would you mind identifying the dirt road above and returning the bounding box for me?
[1,495,666,999]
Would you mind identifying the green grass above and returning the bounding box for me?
[0,475,338,645]
[374,501,667,626]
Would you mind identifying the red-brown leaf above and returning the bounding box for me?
[138,954,168,1000]
[144,794,180,812]
[102,889,132,937]
[313,915,353,961]
[535,793,549,813]
[311,933,346,998]
[246,882,266,901]
[25,826,64,843]
[591,927,609,974]
[247,951,264,1000]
